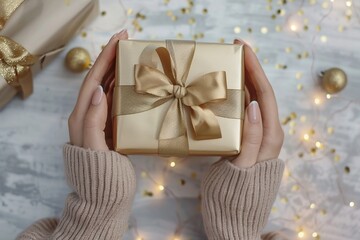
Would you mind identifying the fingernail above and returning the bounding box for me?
[92,85,103,106]
[117,29,127,36]
[248,101,260,123]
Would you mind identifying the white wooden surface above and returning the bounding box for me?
[1,0,360,239]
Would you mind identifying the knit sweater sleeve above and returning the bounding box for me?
[16,144,136,240]
[201,158,284,240]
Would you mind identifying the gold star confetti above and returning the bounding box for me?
[344,166,350,174]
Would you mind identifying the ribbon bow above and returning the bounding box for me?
[0,0,25,30]
[134,40,227,156]
[0,36,37,98]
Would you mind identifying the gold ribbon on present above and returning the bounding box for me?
[0,36,37,98]
[115,40,244,157]
[0,0,25,30]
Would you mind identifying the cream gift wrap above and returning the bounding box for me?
[0,0,99,109]
[113,40,245,157]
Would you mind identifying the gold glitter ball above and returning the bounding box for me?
[65,47,91,72]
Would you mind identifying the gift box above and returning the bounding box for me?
[113,40,245,157]
[0,0,99,109]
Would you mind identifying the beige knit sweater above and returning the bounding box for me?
[16,144,284,240]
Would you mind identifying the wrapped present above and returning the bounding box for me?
[0,0,99,109]
[113,40,245,157]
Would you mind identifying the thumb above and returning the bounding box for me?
[232,101,263,168]
[83,85,109,151]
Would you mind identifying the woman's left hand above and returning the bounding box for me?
[68,30,128,151]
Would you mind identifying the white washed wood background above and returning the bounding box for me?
[0,0,360,239]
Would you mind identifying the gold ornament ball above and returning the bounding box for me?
[65,47,91,72]
[320,67,347,94]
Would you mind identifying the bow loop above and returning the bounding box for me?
[0,36,37,98]
[134,40,227,157]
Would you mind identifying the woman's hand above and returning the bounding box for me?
[232,39,284,168]
[68,30,128,151]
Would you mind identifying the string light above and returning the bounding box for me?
[349,201,355,207]
[298,231,305,238]
[290,24,298,32]
[315,141,322,149]
[326,94,332,99]
[158,185,165,191]
[314,97,321,105]
[136,237,144,240]
[170,161,176,167]
[303,133,310,141]
[310,203,316,209]
[312,232,318,238]
[346,1,352,7]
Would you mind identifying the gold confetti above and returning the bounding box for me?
[253,47,259,53]
[176,33,184,39]
[101,11,106,16]
[266,5,272,11]
[202,8,208,14]
[127,8,133,15]
[310,147,317,155]
[271,14,276,20]
[309,0,317,4]
[285,47,292,53]
[296,72,303,79]
[247,27,253,33]
[344,166,350,174]
[320,209,327,215]
[191,172,197,179]
[181,7,190,14]
[316,25,321,32]
[141,171,147,178]
[290,112,297,119]
[281,197,288,203]
[167,10,174,16]
[292,185,300,191]
[322,1,329,8]
[271,206,278,212]
[263,58,269,64]
[219,38,225,43]
[303,25,309,31]
[338,25,344,32]
[330,148,336,154]
[163,0,170,4]
[188,17,196,24]
[297,84,303,91]
[171,15,178,21]
[275,25,282,32]
[327,127,334,134]
[300,115,306,122]
[297,9,304,16]
[180,179,186,185]
[334,154,341,162]
[298,152,304,158]
[294,214,301,220]
[143,190,153,197]
[289,129,296,135]
[81,32,87,38]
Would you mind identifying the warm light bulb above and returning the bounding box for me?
[346,1,352,7]
[136,237,143,240]
[315,141,322,149]
[290,24,298,32]
[349,201,355,207]
[314,97,321,105]
[298,231,305,238]
[312,232,318,238]
[310,203,316,209]
[159,185,165,191]
[326,94,332,99]
[170,161,176,167]
[303,134,310,141]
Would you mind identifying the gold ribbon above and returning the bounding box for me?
[0,0,25,30]
[0,36,37,98]
[116,40,244,157]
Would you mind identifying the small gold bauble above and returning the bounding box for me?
[65,47,91,72]
[320,67,347,94]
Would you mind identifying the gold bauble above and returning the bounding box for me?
[320,67,347,94]
[65,47,91,72]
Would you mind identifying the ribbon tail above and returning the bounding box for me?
[158,99,189,157]
[189,106,222,140]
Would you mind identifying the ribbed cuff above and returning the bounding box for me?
[201,159,284,240]
[63,144,136,203]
